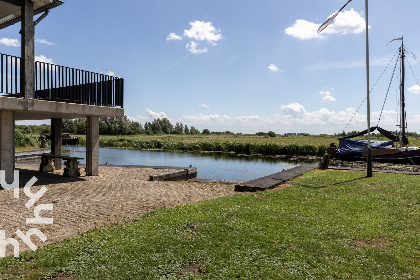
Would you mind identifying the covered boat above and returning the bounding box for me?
[333,38,420,164]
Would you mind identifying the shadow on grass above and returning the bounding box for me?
[301,176,366,189]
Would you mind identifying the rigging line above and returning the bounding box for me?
[377,52,400,126]
[406,56,420,86]
[343,49,399,131]
[405,47,420,63]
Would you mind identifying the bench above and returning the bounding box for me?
[40,153,84,177]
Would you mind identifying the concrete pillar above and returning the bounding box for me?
[86,116,99,176]
[21,0,34,99]
[51,118,62,169]
[0,111,15,185]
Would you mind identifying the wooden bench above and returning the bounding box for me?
[40,153,84,177]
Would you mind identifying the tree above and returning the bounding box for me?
[202,128,211,134]
[184,125,190,134]
[173,122,184,134]
[190,126,200,135]
[267,131,276,137]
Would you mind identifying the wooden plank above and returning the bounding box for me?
[235,165,316,192]
[150,167,197,181]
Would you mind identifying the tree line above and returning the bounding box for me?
[16,116,278,136]
[61,116,205,135]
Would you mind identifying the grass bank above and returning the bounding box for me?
[1,170,419,279]
[75,134,333,157]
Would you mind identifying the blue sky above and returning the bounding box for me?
[1,0,420,134]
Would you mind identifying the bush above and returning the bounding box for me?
[267,131,276,137]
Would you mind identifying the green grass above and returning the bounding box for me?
[1,170,419,279]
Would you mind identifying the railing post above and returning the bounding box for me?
[21,0,34,99]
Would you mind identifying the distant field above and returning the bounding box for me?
[79,134,340,146]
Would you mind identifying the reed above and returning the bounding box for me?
[94,137,328,157]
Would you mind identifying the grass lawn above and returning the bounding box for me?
[1,170,419,279]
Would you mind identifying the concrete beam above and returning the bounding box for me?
[51,118,62,169]
[86,116,99,176]
[0,110,15,184]
[21,0,34,99]
[0,96,124,119]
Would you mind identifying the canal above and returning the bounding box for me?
[64,146,316,181]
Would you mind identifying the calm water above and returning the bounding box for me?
[63,146,315,181]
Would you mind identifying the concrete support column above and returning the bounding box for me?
[86,116,99,176]
[51,118,62,169]
[21,0,34,99]
[0,111,15,184]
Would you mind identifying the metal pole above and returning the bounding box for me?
[365,0,372,177]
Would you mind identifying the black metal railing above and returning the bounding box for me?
[0,53,21,96]
[0,53,124,108]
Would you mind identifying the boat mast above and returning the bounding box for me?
[400,37,406,146]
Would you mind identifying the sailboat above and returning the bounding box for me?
[332,37,420,164]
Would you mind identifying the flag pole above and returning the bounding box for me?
[365,0,372,177]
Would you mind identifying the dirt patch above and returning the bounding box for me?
[42,274,74,280]
[350,238,390,248]
[181,263,201,275]
[0,162,234,257]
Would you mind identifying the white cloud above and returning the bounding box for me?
[327,9,366,35]
[129,109,171,125]
[0,38,20,47]
[285,9,365,40]
[183,21,223,45]
[268,64,279,72]
[146,108,168,119]
[198,104,210,108]
[186,41,208,54]
[166,33,182,41]
[35,55,55,64]
[323,95,336,102]
[280,103,307,118]
[285,20,323,40]
[128,104,411,134]
[36,38,55,46]
[319,90,336,102]
[105,71,115,76]
[168,20,223,54]
[408,85,420,94]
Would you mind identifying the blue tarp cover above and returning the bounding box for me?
[338,139,394,158]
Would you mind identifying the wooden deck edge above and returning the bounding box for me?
[150,167,198,181]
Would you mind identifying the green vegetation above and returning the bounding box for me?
[14,128,43,149]
[72,134,331,157]
[1,170,419,279]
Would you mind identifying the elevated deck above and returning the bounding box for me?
[1,53,124,112]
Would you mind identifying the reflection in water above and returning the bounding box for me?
[63,147,316,181]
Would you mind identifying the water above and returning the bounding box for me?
[63,146,315,181]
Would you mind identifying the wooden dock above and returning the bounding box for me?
[15,149,50,161]
[235,165,316,192]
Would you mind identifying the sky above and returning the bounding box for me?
[1,0,420,134]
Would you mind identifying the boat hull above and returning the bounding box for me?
[337,149,420,164]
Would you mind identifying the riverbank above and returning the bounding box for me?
[328,158,420,173]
